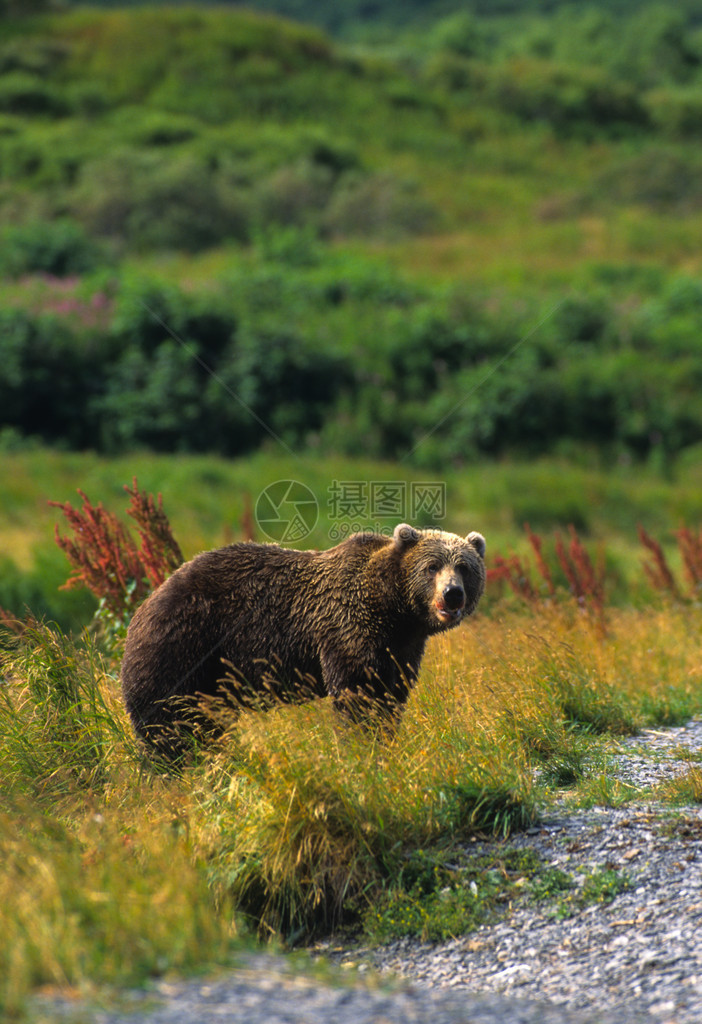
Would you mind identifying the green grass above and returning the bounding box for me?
[0,622,243,1018]
[2,447,702,628]
[0,798,242,1018]
[363,846,631,941]
[364,847,570,943]
[553,866,632,919]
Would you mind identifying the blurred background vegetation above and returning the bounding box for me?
[2,0,702,624]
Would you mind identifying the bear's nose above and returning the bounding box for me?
[443,585,465,611]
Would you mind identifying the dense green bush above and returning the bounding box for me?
[255,158,336,230]
[0,219,110,277]
[594,146,702,212]
[645,87,702,138]
[112,153,250,251]
[477,58,648,137]
[425,53,649,137]
[0,36,69,77]
[323,172,438,239]
[3,257,702,465]
[0,270,350,457]
[97,341,211,454]
[70,150,251,250]
[226,321,351,445]
[609,7,701,88]
[0,72,68,116]
[0,309,102,448]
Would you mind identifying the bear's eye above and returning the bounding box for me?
[426,562,442,574]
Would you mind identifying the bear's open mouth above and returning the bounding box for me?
[435,600,463,623]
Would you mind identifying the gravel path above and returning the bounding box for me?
[31,721,702,1024]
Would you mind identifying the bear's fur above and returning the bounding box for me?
[120,523,486,756]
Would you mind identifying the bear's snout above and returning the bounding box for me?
[442,584,465,611]
[434,576,466,625]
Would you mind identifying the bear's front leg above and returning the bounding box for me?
[320,648,411,731]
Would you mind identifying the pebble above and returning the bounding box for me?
[31,719,702,1024]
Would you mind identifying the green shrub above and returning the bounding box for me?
[99,278,245,453]
[481,57,648,137]
[660,274,702,315]
[430,11,492,61]
[610,7,701,89]
[231,322,350,444]
[0,127,79,188]
[94,274,350,455]
[64,79,112,116]
[594,146,702,211]
[423,50,476,93]
[0,37,69,78]
[251,224,325,268]
[0,71,68,116]
[552,293,610,345]
[411,357,566,462]
[255,158,336,230]
[125,155,250,251]
[96,342,212,454]
[0,309,103,449]
[72,151,251,250]
[108,274,192,351]
[646,87,702,139]
[0,218,109,277]
[111,107,200,146]
[323,172,438,239]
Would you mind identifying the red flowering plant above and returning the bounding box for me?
[639,523,702,603]
[488,522,608,633]
[50,478,183,644]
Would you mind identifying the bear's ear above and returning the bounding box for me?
[393,523,420,551]
[466,531,486,559]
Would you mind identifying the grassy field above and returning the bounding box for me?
[2,458,702,1017]
[2,447,702,629]
[2,576,702,1017]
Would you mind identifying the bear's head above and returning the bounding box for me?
[392,523,486,633]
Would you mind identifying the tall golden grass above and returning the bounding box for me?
[2,596,701,1015]
[2,480,702,1015]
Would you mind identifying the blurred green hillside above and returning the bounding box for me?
[2,3,702,469]
[45,1,702,42]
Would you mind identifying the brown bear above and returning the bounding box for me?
[120,523,486,757]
